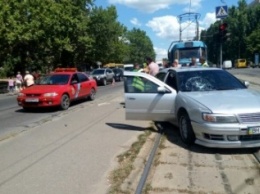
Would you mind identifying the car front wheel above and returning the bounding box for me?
[60,94,70,110]
[179,112,195,145]
[103,78,107,86]
[88,88,96,101]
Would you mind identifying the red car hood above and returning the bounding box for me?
[21,85,66,94]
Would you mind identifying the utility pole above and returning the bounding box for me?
[220,20,223,68]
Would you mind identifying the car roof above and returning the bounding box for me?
[159,67,221,73]
[94,68,110,70]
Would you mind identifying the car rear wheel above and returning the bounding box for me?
[88,88,96,101]
[103,78,107,86]
[179,112,195,145]
[60,94,70,110]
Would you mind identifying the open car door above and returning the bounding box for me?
[124,72,177,122]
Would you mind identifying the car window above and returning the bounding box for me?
[113,69,122,74]
[77,73,89,82]
[124,76,159,93]
[71,74,79,83]
[165,72,178,90]
[38,74,70,85]
[177,70,246,92]
[92,69,105,75]
[156,72,166,82]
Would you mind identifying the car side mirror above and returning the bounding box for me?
[157,86,170,93]
[244,81,250,88]
[71,80,77,84]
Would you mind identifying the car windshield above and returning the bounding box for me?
[36,74,70,85]
[113,69,121,73]
[177,70,247,92]
[91,69,105,75]
[124,67,134,71]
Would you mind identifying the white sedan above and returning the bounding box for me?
[124,67,260,148]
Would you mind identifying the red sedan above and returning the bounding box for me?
[17,68,97,110]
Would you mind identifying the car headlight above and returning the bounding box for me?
[18,93,25,97]
[202,113,238,123]
[43,92,58,97]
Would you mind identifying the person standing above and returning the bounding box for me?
[16,71,23,90]
[8,77,15,93]
[146,57,159,76]
[172,59,181,68]
[189,57,197,67]
[133,63,141,72]
[24,71,35,87]
[200,57,209,67]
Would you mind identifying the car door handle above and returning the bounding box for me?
[127,97,135,100]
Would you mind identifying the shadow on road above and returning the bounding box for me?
[106,122,158,133]
[155,122,256,155]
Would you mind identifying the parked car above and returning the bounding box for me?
[123,67,260,148]
[223,60,232,69]
[91,68,114,86]
[112,68,124,82]
[17,68,97,110]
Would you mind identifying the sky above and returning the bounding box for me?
[95,0,254,62]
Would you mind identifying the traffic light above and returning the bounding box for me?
[218,23,230,42]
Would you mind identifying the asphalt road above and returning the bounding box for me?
[0,82,124,139]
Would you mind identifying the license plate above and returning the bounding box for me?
[248,126,260,135]
[25,98,39,102]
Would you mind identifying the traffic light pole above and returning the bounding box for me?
[220,41,222,68]
[220,19,223,69]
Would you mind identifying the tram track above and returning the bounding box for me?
[134,122,260,194]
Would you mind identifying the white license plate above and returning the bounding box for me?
[248,126,260,135]
[25,98,39,102]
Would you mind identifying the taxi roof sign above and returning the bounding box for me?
[54,68,77,72]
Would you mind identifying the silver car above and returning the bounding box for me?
[91,68,114,86]
[124,67,260,148]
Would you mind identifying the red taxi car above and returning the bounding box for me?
[17,68,97,110]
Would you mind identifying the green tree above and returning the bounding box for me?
[87,5,128,66]
[0,0,94,74]
[126,28,155,64]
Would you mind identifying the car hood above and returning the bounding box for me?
[183,89,260,114]
[21,85,66,94]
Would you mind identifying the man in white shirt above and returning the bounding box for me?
[24,71,35,87]
[146,57,159,76]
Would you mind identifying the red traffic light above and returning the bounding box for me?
[219,23,228,31]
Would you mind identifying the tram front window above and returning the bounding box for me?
[179,48,200,59]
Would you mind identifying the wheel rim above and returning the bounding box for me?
[90,89,95,100]
[61,95,70,109]
[103,79,107,85]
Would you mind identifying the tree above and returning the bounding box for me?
[125,28,155,64]
[87,6,128,66]
[0,0,94,74]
